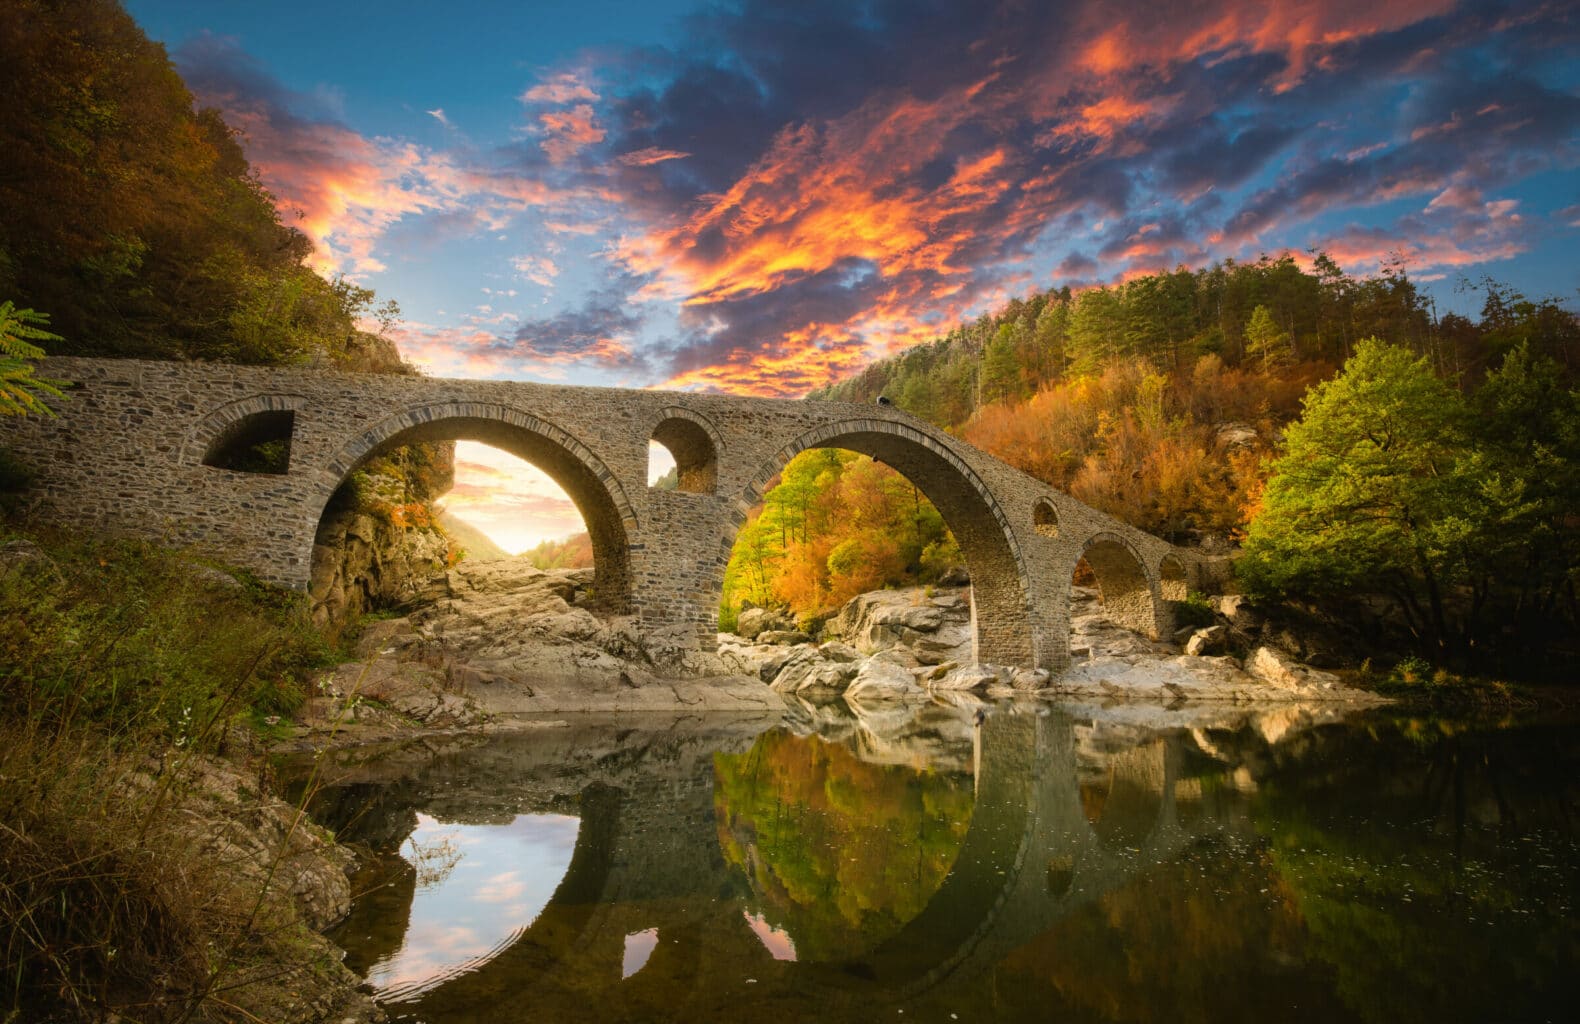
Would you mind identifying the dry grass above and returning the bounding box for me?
[0,530,363,1023]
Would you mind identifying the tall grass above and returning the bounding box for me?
[0,529,354,1023]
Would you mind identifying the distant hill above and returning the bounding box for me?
[522,533,593,571]
[437,510,510,561]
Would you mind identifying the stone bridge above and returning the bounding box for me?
[4,357,1205,670]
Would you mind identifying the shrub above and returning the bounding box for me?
[0,531,334,746]
[1172,590,1217,629]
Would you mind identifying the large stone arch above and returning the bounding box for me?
[302,402,639,612]
[1069,531,1162,639]
[720,418,1037,667]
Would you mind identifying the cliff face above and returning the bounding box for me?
[303,330,462,632]
[309,441,457,631]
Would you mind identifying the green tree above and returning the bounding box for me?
[1068,287,1123,376]
[0,300,66,416]
[1244,304,1290,371]
[980,322,1022,405]
[1462,343,1580,662]
[1240,339,1478,655]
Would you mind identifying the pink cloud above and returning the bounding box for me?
[539,104,606,164]
[617,147,691,167]
[522,73,599,105]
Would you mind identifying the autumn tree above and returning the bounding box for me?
[0,0,393,367]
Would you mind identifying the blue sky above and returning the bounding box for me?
[122,0,1580,549]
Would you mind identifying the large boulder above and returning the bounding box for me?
[0,538,61,586]
[1214,422,1260,451]
[844,655,927,702]
[1009,667,1050,691]
[818,641,863,663]
[757,628,813,646]
[828,588,966,649]
[1245,646,1339,693]
[1185,625,1228,656]
[767,647,859,694]
[930,664,1001,692]
[736,606,792,640]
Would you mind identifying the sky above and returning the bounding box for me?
[126,0,1580,550]
[369,812,580,1000]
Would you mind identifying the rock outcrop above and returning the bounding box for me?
[309,446,456,630]
[719,582,1383,709]
[142,754,383,1023]
[289,559,1384,745]
[290,557,781,741]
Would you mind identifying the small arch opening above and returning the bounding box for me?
[647,441,678,489]
[650,417,717,493]
[1160,555,1188,602]
[202,410,294,474]
[1033,498,1060,538]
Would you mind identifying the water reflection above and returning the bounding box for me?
[296,706,1580,1023]
[361,813,579,1001]
[714,729,974,961]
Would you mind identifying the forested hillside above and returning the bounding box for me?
[728,256,1580,673]
[0,0,396,366]
[811,254,1576,418]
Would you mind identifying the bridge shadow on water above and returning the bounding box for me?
[294,704,1580,1024]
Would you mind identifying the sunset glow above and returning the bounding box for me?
[123,0,1579,549]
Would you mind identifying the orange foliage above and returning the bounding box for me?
[963,356,1323,542]
[722,449,957,623]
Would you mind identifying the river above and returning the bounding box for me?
[288,702,1579,1023]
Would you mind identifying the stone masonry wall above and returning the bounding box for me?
[2,357,1206,672]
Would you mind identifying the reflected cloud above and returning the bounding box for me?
[371,812,580,1002]
[743,911,797,962]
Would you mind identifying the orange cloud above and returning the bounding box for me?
[216,104,464,275]
[1075,0,1456,87]
[617,147,690,167]
[620,85,1021,315]
[539,104,605,164]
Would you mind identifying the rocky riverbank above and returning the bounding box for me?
[279,557,1384,749]
[253,555,1391,1020]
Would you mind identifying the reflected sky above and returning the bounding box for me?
[370,812,580,1001]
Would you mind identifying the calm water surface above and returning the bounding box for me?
[295,704,1580,1023]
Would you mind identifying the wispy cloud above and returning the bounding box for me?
[173,34,607,278]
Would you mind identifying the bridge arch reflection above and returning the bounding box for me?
[318,708,1206,1020]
